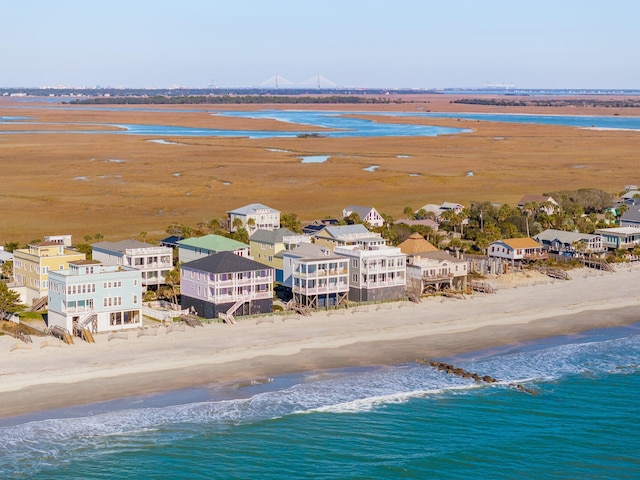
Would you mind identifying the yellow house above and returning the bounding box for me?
[13,240,86,306]
[249,228,311,283]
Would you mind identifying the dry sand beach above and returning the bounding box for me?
[2,267,639,419]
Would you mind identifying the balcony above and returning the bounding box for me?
[523,251,549,261]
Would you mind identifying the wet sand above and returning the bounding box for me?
[1,267,638,419]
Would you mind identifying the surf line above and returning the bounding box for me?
[416,359,539,395]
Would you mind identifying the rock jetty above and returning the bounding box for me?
[417,359,538,395]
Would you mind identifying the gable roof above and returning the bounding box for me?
[227,203,280,215]
[182,251,269,273]
[416,250,466,263]
[249,227,297,244]
[178,234,248,251]
[534,229,599,244]
[282,243,341,260]
[398,233,438,254]
[344,205,375,218]
[318,224,372,239]
[517,194,558,206]
[494,238,543,249]
[621,207,640,224]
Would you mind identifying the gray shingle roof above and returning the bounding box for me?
[249,228,296,244]
[91,239,156,253]
[226,203,280,215]
[182,251,272,274]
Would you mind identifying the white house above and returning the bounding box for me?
[488,238,547,263]
[334,244,406,302]
[227,203,281,235]
[342,205,385,227]
[282,243,350,309]
[91,240,173,289]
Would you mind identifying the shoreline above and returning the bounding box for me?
[1,267,639,419]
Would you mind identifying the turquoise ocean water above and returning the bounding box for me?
[1,322,639,479]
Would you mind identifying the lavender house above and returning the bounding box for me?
[180,251,274,320]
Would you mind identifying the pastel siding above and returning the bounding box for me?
[47,265,143,333]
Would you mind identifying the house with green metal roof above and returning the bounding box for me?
[177,234,250,264]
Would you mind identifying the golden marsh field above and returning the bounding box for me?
[1,95,638,244]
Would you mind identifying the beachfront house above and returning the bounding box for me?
[488,238,547,264]
[227,203,281,236]
[342,205,385,227]
[47,259,143,334]
[313,224,384,250]
[399,233,467,293]
[282,243,349,310]
[249,228,312,283]
[12,238,86,306]
[533,229,605,256]
[177,234,250,264]
[333,243,406,302]
[595,227,640,250]
[180,251,274,320]
[92,240,173,290]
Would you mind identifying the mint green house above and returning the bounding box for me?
[177,234,250,264]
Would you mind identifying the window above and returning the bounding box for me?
[352,274,358,282]
[352,259,358,268]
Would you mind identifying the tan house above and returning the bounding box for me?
[399,233,467,293]
[249,228,312,283]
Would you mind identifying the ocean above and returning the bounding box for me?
[1,322,639,479]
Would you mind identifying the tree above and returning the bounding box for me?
[403,206,415,219]
[94,233,104,241]
[163,265,181,306]
[1,261,13,281]
[84,234,93,243]
[345,212,362,224]
[521,201,538,237]
[0,281,25,316]
[281,213,302,233]
[231,227,249,244]
[232,217,244,231]
[3,242,19,253]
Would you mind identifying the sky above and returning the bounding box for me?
[2,0,639,89]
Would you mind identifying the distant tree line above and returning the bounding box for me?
[70,95,393,105]
[451,98,640,108]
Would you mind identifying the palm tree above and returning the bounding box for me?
[163,265,181,307]
[403,206,415,220]
[521,201,538,237]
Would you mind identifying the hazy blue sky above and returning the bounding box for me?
[2,0,638,89]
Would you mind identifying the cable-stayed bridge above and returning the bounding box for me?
[259,74,338,89]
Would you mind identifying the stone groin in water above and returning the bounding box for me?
[417,359,538,395]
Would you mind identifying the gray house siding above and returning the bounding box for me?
[348,285,405,303]
[181,296,272,320]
